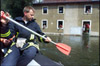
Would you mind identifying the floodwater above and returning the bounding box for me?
[39,35,99,66]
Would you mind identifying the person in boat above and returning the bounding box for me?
[1,6,52,66]
[0,11,15,64]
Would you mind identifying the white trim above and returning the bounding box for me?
[84,5,93,14]
[41,19,48,29]
[57,20,64,29]
[42,6,48,15]
[57,5,64,14]
[27,59,41,66]
[82,20,92,34]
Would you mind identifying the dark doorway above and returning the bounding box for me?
[82,21,90,34]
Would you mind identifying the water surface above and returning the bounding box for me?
[39,35,99,66]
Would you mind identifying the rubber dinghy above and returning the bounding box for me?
[27,53,63,66]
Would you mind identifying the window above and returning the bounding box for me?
[82,20,91,34]
[41,19,48,29]
[57,20,64,29]
[84,5,92,14]
[42,6,48,14]
[58,6,64,14]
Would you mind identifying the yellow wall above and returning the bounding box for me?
[33,3,99,36]
[33,5,64,33]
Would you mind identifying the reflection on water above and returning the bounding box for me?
[39,35,99,66]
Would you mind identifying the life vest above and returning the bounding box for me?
[0,22,14,48]
[13,17,48,50]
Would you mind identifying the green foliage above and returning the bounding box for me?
[1,0,34,18]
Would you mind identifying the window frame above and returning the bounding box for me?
[84,5,92,14]
[82,20,92,34]
[42,6,48,14]
[57,20,64,29]
[57,5,64,14]
[41,19,48,29]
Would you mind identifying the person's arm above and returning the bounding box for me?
[35,22,51,43]
[8,21,19,42]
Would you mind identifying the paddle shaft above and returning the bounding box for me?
[5,16,57,45]
[1,11,71,56]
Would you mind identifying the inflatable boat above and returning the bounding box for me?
[27,53,63,66]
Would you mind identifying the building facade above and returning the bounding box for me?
[33,0,99,36]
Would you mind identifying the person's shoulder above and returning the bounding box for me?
[32,19,38,24]
[31,19,36,22]
[14,17,23,22]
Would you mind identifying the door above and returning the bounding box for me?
[82,20,91,34]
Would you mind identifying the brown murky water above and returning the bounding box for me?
[39,35,99,66]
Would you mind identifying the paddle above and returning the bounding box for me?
[1,11,71,55]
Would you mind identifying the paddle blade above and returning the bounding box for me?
[56,43,71,55]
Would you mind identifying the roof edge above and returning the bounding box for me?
[33,1,99,5]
